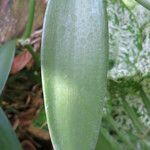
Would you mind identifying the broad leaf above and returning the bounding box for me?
[41,0,109,149]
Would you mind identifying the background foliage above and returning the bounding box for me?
[35,0,150,149]
[99,0,150,149]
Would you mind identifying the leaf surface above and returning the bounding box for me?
[41,0,109,149]
[0,107,22,150]
[0,40,16,94]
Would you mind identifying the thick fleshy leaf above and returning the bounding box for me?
[0,107,22,150]
[41,0,109,150]
[0,40,16,94]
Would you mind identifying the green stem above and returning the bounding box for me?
[121,0,143,52]
[121,97,144,133]
[23,0,35,39]
[25,45,40,69]
[106,116,134,150]
[135,0,150,10]
[140,87,150,117]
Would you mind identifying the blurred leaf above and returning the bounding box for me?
[122,0,137,9]
[140,88,150,117]
[135,0,150,10]
[106,115,134,149]
[122,98,144,133]
[103,0,150,149]
[0,40,16,94]
[0,107,22,150]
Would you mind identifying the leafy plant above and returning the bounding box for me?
[0,0,149,150]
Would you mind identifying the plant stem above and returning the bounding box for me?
[106,116,134,149]
[23,0,35,39]
[121,97,144,133]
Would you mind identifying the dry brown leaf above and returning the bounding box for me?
[22,140,36,150]
[11,50,32,74]
[27,125,50,141]
[18,95,43,127]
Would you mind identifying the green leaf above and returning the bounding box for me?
[122,0,137,9]
[41,0,109,149]
[0,107,22,150]
[135,0,150,10]
[0,40,16,95]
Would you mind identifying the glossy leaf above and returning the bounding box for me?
[0,40,16,95]
[0,107,22,150]
[41,0,109,150]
